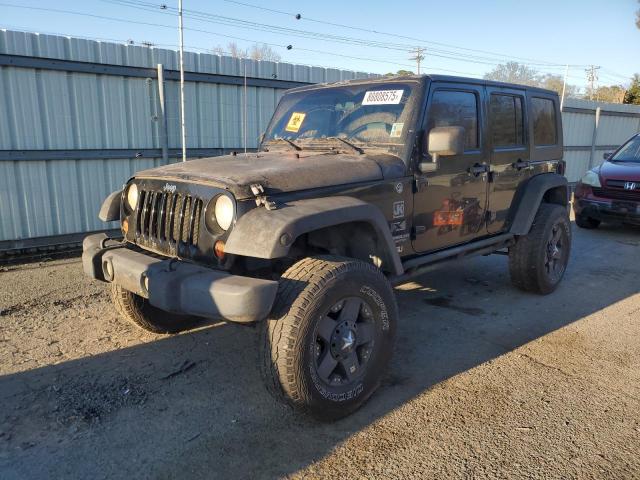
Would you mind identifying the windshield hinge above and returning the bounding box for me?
[250,183,278,210]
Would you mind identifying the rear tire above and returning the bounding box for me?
[259,256,397,421]
[575,214,600,229]
[509,203,571,295]
[110,284,200,334]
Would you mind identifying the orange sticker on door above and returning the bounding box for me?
[285,112,306,132]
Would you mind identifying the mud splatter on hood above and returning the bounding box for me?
[134,150,405,199]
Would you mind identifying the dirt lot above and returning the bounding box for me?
[1,222,639,479]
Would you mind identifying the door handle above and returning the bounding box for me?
[512,159,530,170]
[468,163,489,176]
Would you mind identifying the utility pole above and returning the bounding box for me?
[409,47,426,74]
[243,59,247,156]
[585,65,601,101]
[178,0,187,162]
[560,64,569,111]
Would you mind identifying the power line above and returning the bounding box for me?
[1,1,582,75]
[0,2,614,85]
[0,3,422,70]
[217,0,588,68]
[99,0,584,69]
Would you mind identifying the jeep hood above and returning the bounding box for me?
[597,160,640,182]
[134,151,405,199]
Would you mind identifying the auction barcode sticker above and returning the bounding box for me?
[362,89,404,105]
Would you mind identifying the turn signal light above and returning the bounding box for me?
[214,240,225,259]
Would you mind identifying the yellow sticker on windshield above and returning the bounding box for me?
[285,112,306,132]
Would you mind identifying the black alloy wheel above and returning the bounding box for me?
[313,297,377,387]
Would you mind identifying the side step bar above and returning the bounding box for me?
[390,233,514,286]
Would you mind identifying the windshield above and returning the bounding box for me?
[262,81,421,159]
[611,135,640,163]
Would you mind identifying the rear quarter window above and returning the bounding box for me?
[531,97,557,146]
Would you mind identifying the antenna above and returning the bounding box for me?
[178,0,187,162]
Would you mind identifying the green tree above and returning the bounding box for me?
[623,74,640,105]
[539,74,576,98]
[212,42,281,62]
[384,69,415,76]
[595,85,626,103]
[483,61,539,86]
[484,63,578,99]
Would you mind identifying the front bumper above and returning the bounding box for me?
[573,197,640,225]
[82,233,278,323]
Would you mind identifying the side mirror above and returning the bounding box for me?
[603,152,613,160]
[418,126,465,173]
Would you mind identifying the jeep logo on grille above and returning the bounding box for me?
[163,183,177,193]
[624,182,637,191]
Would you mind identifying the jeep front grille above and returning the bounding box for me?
[134,189,204,256]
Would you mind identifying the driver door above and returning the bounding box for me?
[411,84,489,253]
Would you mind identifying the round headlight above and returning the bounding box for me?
[126,183,139,211]
[214,195,234,231]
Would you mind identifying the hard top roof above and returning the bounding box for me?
[288,73,558,97]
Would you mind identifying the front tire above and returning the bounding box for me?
[509,203,571,295]
[110,284,200,334]
[260,256,397,421]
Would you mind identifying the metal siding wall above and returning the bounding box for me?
[0,29,374,244]
[562,98,640,182]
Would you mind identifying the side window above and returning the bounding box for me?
[426,90,479,151]
[531,97,557,146]
[490,94,524,148]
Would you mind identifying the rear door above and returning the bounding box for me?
[412,83,489,253]
[486,87,531,233]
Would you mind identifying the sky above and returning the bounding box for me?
[1,0,638,91]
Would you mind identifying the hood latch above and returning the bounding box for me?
[250,183,278,210]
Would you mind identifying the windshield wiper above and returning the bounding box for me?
[324,137,365,155]
[264,138,302,152]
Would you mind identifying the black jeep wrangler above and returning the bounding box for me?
[84,75,570,420]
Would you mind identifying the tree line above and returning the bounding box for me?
[385,62,640,105]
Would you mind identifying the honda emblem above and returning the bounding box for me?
[624,182,637,191]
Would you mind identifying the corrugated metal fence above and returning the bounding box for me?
[562,98,640,182]
[1,30,640,249]
[0,29,375,249]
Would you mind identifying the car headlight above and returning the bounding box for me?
[208,195,234,231]
[126,183,139,210]
[580,170,601,187]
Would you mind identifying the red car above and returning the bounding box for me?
[574,133,640,228]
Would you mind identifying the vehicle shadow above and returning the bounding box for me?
[1,223,639,479]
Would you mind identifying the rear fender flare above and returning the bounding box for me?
[224,196,403,276]
[508,173,569,235]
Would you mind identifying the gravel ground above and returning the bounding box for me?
[1,222,639,479]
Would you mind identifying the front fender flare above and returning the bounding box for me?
[224,196,403,276]
[99,190,122,222]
